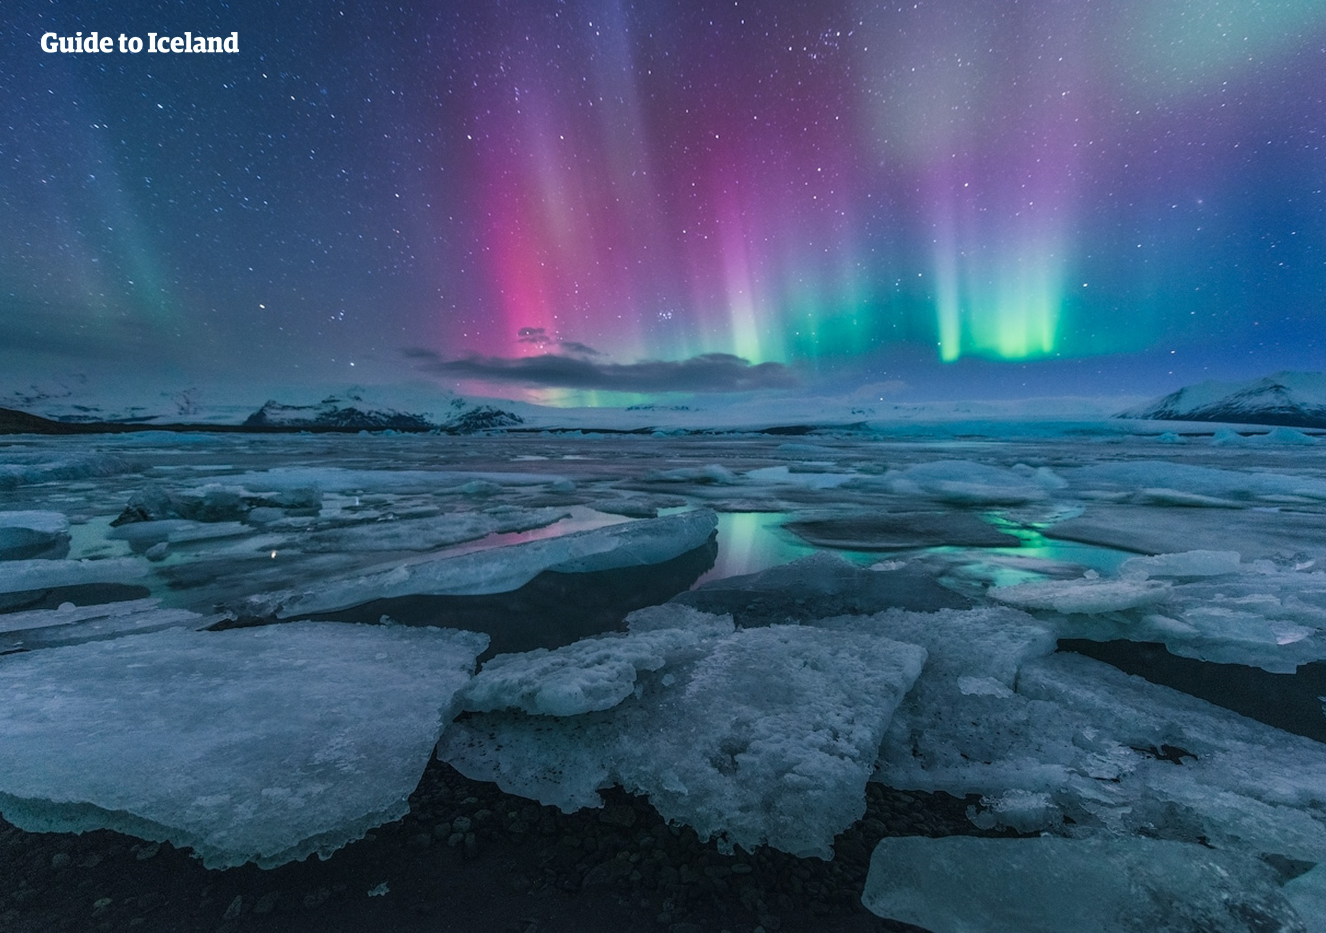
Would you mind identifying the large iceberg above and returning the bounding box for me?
[440,606,926,858]
[0,622,487,868]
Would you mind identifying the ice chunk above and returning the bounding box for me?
[461,619,733,717]
[784,511,1019,549]
[0,598,208,651]
[0,557,147,594]
[228,466,567,495]
[590,498,658,518]
[625,602,736,635]
[1284,863,1326,933]
[1067,460,1326,504]
[990,576,1172,614]
[742,466,856,489]
[874,460,1049,505]
[0,453,135,490]
[645,464,741,485]
[877,640,1326,861]
[111,483,321,525]
[440,624,926,858]
[1056,563,1326,672]
[0,623,487,868]
[109,518,253,552]
[672,551,969,624]
[0,511,71,560]
[246,509,717,618]
[862,835,1306,933]
[1120,550,1243,578]
[293,507,570,553]
[1045,504,1326,562]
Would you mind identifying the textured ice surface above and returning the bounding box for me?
[0,598,208,651]
[0,511,71,560]
[0,453,135,489]
[292,507,570,553]
[862,835,1306,933]
[247,509,717,617]
[0,622,487,868]
[460,611,730,716]
[870,460,1053,505]
[1008,555,1326,672]
[872,637,1326,861]
[1046,505,1326,562]
[1119,549,1244,578]
[990,576,1172,614]
[440,614,926,858]
[0,557,147,594]
[1284,863,1326,933]
[1067,460,1326,503]
[229,466,567,494]
[673,551,969,624]
[784,510,1019,549]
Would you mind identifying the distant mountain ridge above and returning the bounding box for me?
[0,389,524,435]
[1120,371,1326,429]
[243,394,523,433]
[243,397,435,431]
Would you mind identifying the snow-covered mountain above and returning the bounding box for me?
[1119,371,1326,429]
[243,393,524,433]
[243,396,435,431]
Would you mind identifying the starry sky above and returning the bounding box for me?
[2,0,1324,407]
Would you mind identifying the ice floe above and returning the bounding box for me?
[866,628,1326,861]
[0,557,147,594]
[440,605,926,858]
[0,598,209,652]
[784,510,1019,549]
[862,834,1306,933]
[0,510,71,560]
[245,509,718,618]
[0,622,487,868]
[672,551,970,623]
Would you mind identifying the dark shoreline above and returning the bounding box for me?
[0,752,1013,933]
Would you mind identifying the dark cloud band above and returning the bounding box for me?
[404,349,798,393]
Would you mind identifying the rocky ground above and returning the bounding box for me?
[0,754,1021,933]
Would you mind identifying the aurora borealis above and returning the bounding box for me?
[2,0,1324,404]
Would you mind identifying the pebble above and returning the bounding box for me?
[222,894,243,920]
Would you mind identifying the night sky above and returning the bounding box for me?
[3,1,1324,407]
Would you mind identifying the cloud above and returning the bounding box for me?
[404,349,799,393]
[515,328,600,357]
[557,340,601,358]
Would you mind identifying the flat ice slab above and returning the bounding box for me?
[247,509,717,618]
[862,834,1306,933]
[0,510,71,560]
[0,622,487,868]
[441,610,926,858]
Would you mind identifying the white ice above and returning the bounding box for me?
[247,509,717,618]
[0,557,147,594]
[0,622,487,868]
[0,510,71,559]
[440,606,926,858]
[1284,864,1326,933]
[862,834,1306,933]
